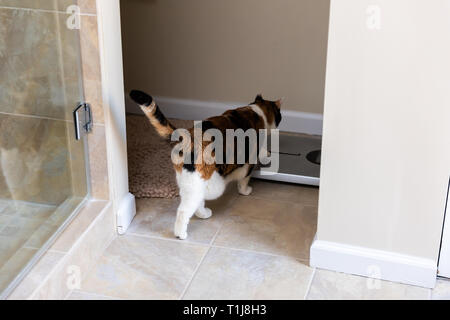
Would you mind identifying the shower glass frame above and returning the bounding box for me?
[0,4,92,299]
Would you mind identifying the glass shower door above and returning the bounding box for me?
[0,2,89,297]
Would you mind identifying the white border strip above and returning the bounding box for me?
[116,192,136,235]
[437,179,450,278]
[310,239,437,288]
[125,95,323,136]
[97,0,136,233]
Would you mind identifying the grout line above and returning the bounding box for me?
[0,111,72,123]
[22,245,41,252]
[0,198,57,208]
[178,227,223,300]
[47,248,69,255]
[0,6,96,16]
[66,289,122,300]
[208,224,223,247]
[246,193,319,207]
[129,207,311,262]
[126,232,210,248]
[0,113,102,126]
[303,267,316,300]
[211,244,310,262]
[63,289,74,300]
[179,246,211,300]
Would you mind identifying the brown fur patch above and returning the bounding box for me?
[140,102,175,139]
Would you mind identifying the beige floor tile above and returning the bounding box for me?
[213,197,317,259]
[66,290,119,300]
[307,269,430,300]
[184,247,313,300]
[0,214,12,229]
[250,179,319,206]
[8,250,64,299]
[0,216,44,268]
[129,187,238,244]
[79,235,208,300]
[0,247,37,293]
[431,278,450,300]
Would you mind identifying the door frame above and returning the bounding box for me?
[96,0,136,234]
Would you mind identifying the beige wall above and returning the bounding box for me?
[120,0,330,114]
[318,0,450,261]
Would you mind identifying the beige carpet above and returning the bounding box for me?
[126,114,193,198]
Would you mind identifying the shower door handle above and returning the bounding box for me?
[73,103,93,140]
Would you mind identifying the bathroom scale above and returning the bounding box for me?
[252,132,321,186]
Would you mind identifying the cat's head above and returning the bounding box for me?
[252,94,283,128]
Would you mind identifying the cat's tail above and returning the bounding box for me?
[129,90,176,140]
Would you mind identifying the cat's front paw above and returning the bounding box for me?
[238,186,253,196]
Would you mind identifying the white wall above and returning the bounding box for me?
[313,0,450,286]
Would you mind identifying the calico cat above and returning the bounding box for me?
[129,90,282,239]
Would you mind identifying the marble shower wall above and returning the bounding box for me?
[0,0,101,204]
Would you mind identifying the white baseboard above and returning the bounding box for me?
[125,95,323,136]
[310,239,437,288]
[116,192,136,235]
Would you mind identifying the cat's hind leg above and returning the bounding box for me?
[174,171,205,240]
[238,175,253,196]
[195,200,212,219]
[237,165,254,196]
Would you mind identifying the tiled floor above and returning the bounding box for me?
[0,199,56,292]
[67,180,450,300]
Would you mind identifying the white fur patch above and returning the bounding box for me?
[139,101,156,113]
[205,171,227,200]
[249,104,268,129]
[249,104,276,129]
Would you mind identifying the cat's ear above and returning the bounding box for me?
[254,94,263,103]
[275,97,284,109]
